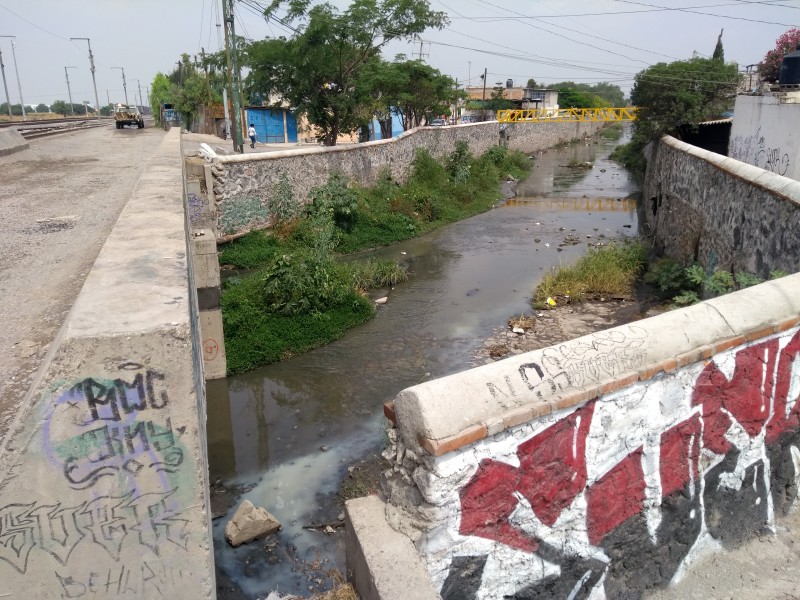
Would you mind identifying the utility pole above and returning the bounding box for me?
[0,47,12,118]
[200,48,213,106]
[70,37,101,120]
[0,36,25,118]
[65,66,77,116]
[217,22,231,140]
[106,89,110,106]
[223,0,244,152]
[481,67,488,122]
[112,66,128,105]
[145,86,150,109]
[132,79,143,110]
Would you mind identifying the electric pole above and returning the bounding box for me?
[70,37,101,120]
[217,21,231,140]
[0,36,25,118]
[481,67,488,122]
[0,47,12,118]
[223,0,244,152]
[65,66,77,116]
[133,78,142,110]
[112,66,128,105]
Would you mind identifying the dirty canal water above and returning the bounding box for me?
[207,128,641,598]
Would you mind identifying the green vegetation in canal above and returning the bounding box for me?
[644,258,788,307]
[220,143,530,373]
[533,242,647,308]
[599,123,624,141]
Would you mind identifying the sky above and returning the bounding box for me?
[0,0,799,109]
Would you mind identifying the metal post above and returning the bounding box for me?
[222,0,243,152]
[70,37,101,120]
[65,67,77,116]
[217,22,231,140]
[0,48,12,118]
[0,36,25,118]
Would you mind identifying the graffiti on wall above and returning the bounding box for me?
[446,329,800,599]
[187,192,208,226]
[0,367,193,584]
[729,126,791,176]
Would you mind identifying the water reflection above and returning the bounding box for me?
[208,126,641,598]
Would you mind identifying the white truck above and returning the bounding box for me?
[114,104,144,129]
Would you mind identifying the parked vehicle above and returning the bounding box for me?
[114,104,144,129]
[429,118,446,127]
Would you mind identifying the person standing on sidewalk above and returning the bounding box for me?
[248,124,257,148]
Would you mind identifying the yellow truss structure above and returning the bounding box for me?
[497,107,638,123]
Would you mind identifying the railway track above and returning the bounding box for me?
[0,117,113,139]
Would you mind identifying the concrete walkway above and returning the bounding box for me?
[0,122,166,440]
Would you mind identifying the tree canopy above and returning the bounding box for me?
[760,27,800,82]
[545,81,625,107]
[630,57,739,142]
[244,0,448,145]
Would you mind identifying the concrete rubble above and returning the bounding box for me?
[225,499,282,547]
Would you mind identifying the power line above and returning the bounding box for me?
[612,0,800,26]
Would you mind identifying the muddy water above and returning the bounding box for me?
[208,129,641,598]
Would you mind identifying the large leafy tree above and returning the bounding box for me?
[245,0,448,145]
[150,73,175,126]
[630,57,740,142]
[760,27,800,82]
[363,57,461,133]
[545,81,624,107]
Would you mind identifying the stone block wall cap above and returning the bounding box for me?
[393,274,800,457]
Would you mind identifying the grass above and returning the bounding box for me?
[600,123,624,141]
[533,241,647,308]
[222,273,374,375]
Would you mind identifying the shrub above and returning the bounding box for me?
[446,141,472,184]
[307,172,359,232]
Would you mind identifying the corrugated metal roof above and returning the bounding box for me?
[698,118,733,126]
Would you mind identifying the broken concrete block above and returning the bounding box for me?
[224,499,281,547]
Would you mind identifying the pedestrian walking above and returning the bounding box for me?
[248,124,257,148]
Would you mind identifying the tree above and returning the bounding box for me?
[245,0,448,145]
[712,29,724,61]
[51,100,68,116]
[363,57,461,133]
[150,73,175,126]
[100,104,115,117]
[630,57,740,142]
[526,78,538,88]
[545,81,624,106]
[760,28,800,82]
[35,103,49,113]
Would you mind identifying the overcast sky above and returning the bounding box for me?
[1,0,798,108]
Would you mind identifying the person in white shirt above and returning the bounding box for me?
[248,124,257,148]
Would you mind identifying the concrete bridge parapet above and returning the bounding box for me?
[0,128,215,598]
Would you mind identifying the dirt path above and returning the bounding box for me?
[0,123,166,441]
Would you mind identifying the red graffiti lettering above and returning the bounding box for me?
[767,330,800,443]
[458,403,594,550]
[660,415,701,497]
[586,449,646,546]
[692,339,779,453]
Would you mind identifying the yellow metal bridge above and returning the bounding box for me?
[497,107,637,123]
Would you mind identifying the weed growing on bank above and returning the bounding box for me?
[599,123,624,141]
[533,241,647,308]
[644,258,788,307]
[220,143,529,373]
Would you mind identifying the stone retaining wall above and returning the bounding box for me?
[208,120,605,237]
[643,135,800,277]
[0,129,215,599]
[378,275,800,599]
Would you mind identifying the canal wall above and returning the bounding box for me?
[206,120,605,237]
[355,274,800,599]
[0,129,215,598]
[642,134,800,278]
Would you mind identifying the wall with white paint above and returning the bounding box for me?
[383,274,800,599]
[729,92,800,179]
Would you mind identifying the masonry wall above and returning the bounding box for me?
[0,129,215,598]
[382,275,800,599]
[208,120,605,237]
[642,135,800,278]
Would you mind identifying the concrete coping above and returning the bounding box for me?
[661,135,800,207]
[211,121,499,164]
[391,274,800,457]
